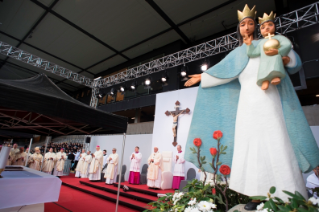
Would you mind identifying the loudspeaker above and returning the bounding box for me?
[85,137,91,143]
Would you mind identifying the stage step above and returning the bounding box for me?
[62,182,147,212]
[113,183,160,197]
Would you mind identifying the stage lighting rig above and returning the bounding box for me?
[180,64,188,81]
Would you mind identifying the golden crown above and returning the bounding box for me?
[258,11,276,24]
[237,4,257,22]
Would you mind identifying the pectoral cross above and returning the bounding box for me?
[165,101,191,147]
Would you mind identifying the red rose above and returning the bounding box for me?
[213,130,223,140]
[193,138,202,147]
[210,148,217,156]
[212,188,216,194]
[219,164,231,175]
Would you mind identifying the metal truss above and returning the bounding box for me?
[0,41,94,87]
[96,1,319,88]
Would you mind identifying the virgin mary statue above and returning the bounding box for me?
[184,4,319,203]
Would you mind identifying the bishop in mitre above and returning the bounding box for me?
[81,151,92,178]
[53,148,67,176]
[105,148,119,184]
[89,146,103,181]
[147,147,163,189]
[75,149,86,178]
[29,147,43,171]
[13,147,27,166]
[42,148,56,174]
[128,146,142,184]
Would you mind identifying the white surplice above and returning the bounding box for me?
[42,152,56,174]
[53,152,67,176]
[129,152,142,172]
[81,154,92,178]
[105,153,118,184]
[173,151,185,177]
[13,152,27,166]
[89,150,103,180]
[75,153,87,177]
[147,152,163,188]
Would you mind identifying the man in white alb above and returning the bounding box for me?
[13,147,27,166]
[172,145,185,189]
[42,148,56,174]
[75,149,86,177]
[128,146,142,184]
[10,143,19,165]
[88,146,103,181]
[102,150,108,171]
[54,148,67,176]
[147,147,163,189]
[105,148,119,184]
[81,151,92,178]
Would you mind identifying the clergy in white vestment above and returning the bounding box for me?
[105,148,119,184]
[172,145,185,189]
[102,150,108,171]
[128,146,142,184]
[42,148,56,174]
[147,147,163,189]
[29,147,43,171]
[10,144,19,165]
[89,146,103,181]
[13,147,27,166]
[75,149,87,177]
[53,148,67,176]
[81,151,92,178]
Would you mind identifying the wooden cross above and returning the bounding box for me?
[165,101,191,147]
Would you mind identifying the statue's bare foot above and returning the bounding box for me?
[271,77,281,85]
[172,141,178,147]
[261,81,269,90]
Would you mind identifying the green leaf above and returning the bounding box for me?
[277,205,290,212]
[282,190,303,200]
[216,162,222,166]
[263,201,271,209]
[269,186,276,194]
[274,197,285,204]
[223,146,228,151]
[220,145,224,151]
[269,199,277,211]
[294,191,306,201]
[291,199,298,209]
[202,161,207,164]
[250,196,267,201]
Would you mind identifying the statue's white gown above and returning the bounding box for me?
[202,56,307,201]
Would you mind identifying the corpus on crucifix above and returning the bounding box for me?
[165,101,190,147]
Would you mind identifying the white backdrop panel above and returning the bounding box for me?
[152,87,201,179]
[90,134,152,181]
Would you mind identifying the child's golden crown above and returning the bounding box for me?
[259,11,276,24]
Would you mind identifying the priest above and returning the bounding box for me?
[75,149,87,178]
[102,150,108,171]
[53,148,67,176]
[128,146,142,184]
[147,147,163,189]
[88,146,103,181]
[81,151,92,178]
[29,147,43,171]
[105,148,119,184]
[13,147,27,166]
[42,148,56,174]
[172,145,185,189]
[10,143,19,165]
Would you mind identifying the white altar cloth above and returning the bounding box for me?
[0,166,62,209]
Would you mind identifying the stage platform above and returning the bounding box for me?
[48,174,176,212]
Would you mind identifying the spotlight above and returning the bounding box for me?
[201,60,210,71]
[109,88,115,96]
[96,92,105,99]
[130,81,137,91]
[180,65,188,81]
[161,72,169,86]
[119,85,126,93]
[144,78,152,89]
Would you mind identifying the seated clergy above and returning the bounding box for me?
[105,148,119,184]
[53,148,67,176]
[89,146,103,181]
[13,147,27,166]
[147,147,163,189]
[172,145,185,189]
[42,148,56,174]
[81,151,92,178]
[29,147,43,171]
[128,146,142,184]
[75,149,87,178]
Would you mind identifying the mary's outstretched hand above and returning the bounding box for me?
[184,74,201,87]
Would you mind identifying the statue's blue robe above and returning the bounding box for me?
[185,40,319,173]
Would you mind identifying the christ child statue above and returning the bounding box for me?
[246,12,292,90]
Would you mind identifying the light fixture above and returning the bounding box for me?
[120,86,125,92]
[130,81,137,91]
[316,94,319,97]
[161,72,169,86]
[96,92,105,99]
[131,117,135,119]
[109,88,115,96]
[201,59,210,71]
[144,78,152,89]
[180,64,189,81]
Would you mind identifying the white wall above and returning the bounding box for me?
[152,87,201,179]
[90,134,152,181]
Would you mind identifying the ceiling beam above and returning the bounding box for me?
[0,0,60,69]
[41,115,90,134]
[30,0,130,61]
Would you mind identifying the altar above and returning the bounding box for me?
[0,166,62,211]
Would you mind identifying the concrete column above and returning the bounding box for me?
[134,108,141,123]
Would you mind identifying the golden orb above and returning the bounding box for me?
[263,38,280,52]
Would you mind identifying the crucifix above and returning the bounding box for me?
[165,101,191,147]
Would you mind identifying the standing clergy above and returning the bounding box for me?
[29,147,43,171]
[81,151,92,178]
[53,148,67,176]
[147,147,163,189]
[88,146,103,181]
[128,146,142,184]
[102,150,108,171]
[10,143,19,165]
[42,148,56,174]
[105,148,119,184]
[75,149,86,177]
[172,145,185,189]
[13,147,27,166]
